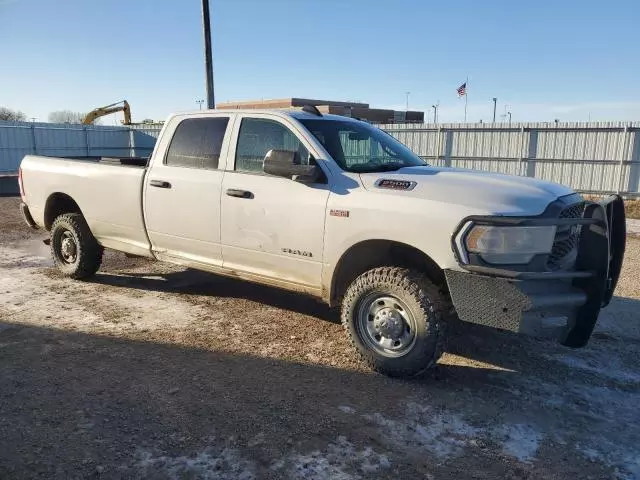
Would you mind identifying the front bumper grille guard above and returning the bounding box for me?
[451,195,626,348]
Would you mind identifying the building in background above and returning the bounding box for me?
[216,98,424,124]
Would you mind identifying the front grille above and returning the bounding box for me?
[558,202,585,221]
[547,202,585,271]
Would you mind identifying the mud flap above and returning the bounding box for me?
[560,196,626,348]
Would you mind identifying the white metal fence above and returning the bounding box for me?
[380,121,640,197]
[0,121,161,174]
[1,120,639,197]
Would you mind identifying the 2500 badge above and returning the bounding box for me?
[281,248,313,258]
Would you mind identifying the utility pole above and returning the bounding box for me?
[405,91,410,111]
[201,0,215,109]
[432,102,439,124]
[196,99,205,110]
[492,97,497,123]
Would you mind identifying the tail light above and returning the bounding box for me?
[18,166,26,201]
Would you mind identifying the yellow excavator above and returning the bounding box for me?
[82,100,132,125]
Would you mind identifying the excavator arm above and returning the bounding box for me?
[82,100,131,125]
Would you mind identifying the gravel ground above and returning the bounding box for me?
[1,196,639,479]
[627,219,640,236]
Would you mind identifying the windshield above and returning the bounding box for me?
[299,119,427,173]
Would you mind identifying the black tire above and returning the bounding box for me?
[341,267,447,377]
[50,213,103,279]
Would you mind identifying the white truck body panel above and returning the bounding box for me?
[142,112,236,268]
[359,166,572,215]
[19,109,573,300]
[19,155,151,256]
[220,170,330,290]
[219,112,331,291]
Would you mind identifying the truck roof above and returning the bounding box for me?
[172,109,361,123]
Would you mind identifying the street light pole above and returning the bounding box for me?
[196,99,205,110]
[507,111,512,125]
[492,97,497,123]
[432,103,439,124]
[405,91,410,111]
[201,0,215,109]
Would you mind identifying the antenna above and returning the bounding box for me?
[301,105,322,116]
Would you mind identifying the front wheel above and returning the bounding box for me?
[50,213,103,279]
[341,267,447,377]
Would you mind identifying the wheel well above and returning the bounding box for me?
[329,240,446,306]
[44,193,82,230]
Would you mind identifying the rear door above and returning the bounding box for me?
[144,113,234,267]
[220,114,331,290]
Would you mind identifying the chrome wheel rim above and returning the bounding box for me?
[356,293,417,358]
[59,230,78,264]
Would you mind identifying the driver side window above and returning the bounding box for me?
[235,118,309,173]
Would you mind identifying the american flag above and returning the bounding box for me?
[457,82,467,97]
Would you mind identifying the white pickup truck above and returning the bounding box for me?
[19,107,626,377]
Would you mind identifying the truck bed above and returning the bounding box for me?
[55,156,149,167]
[20,155,152,257]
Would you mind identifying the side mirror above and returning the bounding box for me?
[263,149,321,183]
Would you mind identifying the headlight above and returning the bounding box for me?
[461,225,557,265]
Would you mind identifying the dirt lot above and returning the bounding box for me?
[1,196,639,480]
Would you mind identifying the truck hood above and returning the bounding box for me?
[359,166,574,215]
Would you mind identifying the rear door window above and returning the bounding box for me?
[165,117,229,169]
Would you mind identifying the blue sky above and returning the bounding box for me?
[1,0,639,123]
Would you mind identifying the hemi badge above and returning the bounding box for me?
[375,179,417,191]
[330,209,350,218]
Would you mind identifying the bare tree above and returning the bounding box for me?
[48,110,98,124]
[0,107,27,121]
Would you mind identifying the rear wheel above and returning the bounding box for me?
[341,267,447,377]
[50,213,103,279]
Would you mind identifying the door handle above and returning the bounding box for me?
[149,180,171,189]
[226,189,253,199]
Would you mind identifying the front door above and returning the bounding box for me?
[220,115,330,290]
[144,114,233,267]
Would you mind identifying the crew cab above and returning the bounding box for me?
[18,107,626,377]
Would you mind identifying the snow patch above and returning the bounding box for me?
[364,403,546,464]
[498,424,541,463]
[338,405,356,414]
[247,432,265,447]
[545,353,640,384]
[363,403,480,458]
[0,246,214,334]
[578,443,640,480]
[284,436,390,480]
[513,375,640,477]
[135,447,255,480]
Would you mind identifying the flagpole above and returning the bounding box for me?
[464,76,468,123]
